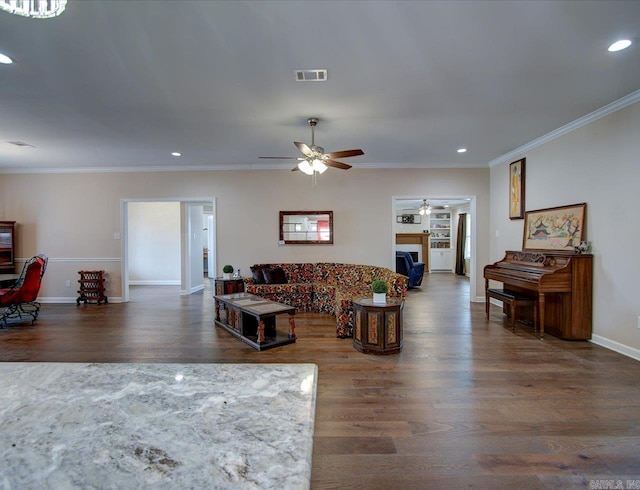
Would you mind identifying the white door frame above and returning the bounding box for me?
[120,197,216,302]
[392,195,478,301]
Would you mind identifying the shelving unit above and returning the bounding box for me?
[0,221,16,273]
[429,211,452,271]
[77,270,108,305]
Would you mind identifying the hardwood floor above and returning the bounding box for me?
[2,273,640,488]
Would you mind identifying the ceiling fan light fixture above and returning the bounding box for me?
[312,159,327,174]
[298,160,314,175]
[418,199,432,215]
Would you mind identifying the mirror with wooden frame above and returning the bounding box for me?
[279,211,333,245]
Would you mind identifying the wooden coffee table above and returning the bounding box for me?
[214,292,296,351]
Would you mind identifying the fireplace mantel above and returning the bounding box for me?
[396,233,430,270]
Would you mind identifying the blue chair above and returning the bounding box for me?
[395,251,425,288]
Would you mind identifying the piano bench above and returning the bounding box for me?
[486,288,538,334]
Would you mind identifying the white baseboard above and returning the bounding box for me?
[181,284,204,295]
[486,302,640,361]
[590,335,640,362]
[128,280,180,286]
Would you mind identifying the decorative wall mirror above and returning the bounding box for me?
[279,211,333,245]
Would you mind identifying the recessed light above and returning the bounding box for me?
[457,148,467,153]
[0,53,13,64]
[171,152,182,157]
[608,40,632,52]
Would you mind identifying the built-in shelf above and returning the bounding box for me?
[428,212,452,271]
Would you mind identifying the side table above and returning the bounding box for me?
[352,297,403,355]
[215,277,244,296]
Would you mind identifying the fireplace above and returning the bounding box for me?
[396,233,430,270]
[396,244,421,263]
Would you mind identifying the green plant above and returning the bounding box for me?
[222,264,234,273]
[371,280,388,294]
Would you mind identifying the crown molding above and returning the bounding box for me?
[0,161,486,175]
[488,88,640,167]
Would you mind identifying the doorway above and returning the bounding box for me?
[120,198,216,302]
[393,196,477,300]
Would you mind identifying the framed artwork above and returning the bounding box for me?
[523,203,586,251]
[509,158,526,219]
[396,214,421,224]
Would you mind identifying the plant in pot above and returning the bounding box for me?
[222,264,234,280]
[371,279,388,304]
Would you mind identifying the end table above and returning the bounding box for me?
[215,277,244,296]
[353,297,403,355]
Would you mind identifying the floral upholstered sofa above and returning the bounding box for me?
[244,263,407,338]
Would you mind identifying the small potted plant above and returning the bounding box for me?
[222,264,234,280]
[372,279,388,304]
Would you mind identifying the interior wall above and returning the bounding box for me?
[489,100,640,354]
[0,167,490,302]
[128,201,180,284]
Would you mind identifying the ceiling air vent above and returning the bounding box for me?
[8,141,35,147]
[295,69,328,82]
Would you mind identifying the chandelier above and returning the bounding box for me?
[418,199,432,215]
[0,0,67,18]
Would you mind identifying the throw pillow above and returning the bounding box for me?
[250,265,266,285]
[262,266,287,285]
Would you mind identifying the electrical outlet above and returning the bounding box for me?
[65,280,71,288]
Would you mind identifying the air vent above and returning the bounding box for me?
[295,69,328,82]
[8,141,35,147]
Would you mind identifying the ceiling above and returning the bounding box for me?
[0,0,639,173]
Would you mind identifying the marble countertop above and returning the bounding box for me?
[0,363,317,489]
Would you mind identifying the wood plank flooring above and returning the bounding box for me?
[2,273,640,489]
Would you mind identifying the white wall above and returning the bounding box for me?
[489,100,640,355]
[128,201,181,284]
[0,167,490,301]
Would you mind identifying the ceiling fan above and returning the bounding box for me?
[259,117,364,175]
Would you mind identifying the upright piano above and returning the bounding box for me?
[484,250,593,340]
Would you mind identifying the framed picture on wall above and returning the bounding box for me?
[509,158,526,220]
[396,214,421,224]
[522,203,586,251]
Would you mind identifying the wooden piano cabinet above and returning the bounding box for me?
[498,254,592,340]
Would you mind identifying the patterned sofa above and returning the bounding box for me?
[244,263,407,338]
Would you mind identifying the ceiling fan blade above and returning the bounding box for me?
[259,156,302,160]
[294,141,313,157]
[325,149,364,159]
[291,166,299,172]
[325,159,352,170]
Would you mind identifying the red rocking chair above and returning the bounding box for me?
[0,254,48,327]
